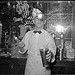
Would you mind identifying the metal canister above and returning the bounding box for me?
[40,49,48,67]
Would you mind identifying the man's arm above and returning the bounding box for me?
[46,34,56,63]
[18,31,30,54]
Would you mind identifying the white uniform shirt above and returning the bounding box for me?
[21,29,56,75]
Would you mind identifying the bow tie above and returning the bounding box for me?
[33,31,42,34]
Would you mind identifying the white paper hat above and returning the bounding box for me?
[32,8,43,19]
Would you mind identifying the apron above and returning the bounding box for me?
[23,29,56,75]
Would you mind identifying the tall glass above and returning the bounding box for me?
[40,49,49,67]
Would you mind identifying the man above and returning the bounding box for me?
[19,8,56,75]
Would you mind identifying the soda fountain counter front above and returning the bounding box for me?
[0,44,75,74]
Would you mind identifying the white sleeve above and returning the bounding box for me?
[46,34,56,63]
[20,31,30,51]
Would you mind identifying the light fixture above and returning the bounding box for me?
[56,25,64,33]
[7,2,10,6]
[14,35,18,40]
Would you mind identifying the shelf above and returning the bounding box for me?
[57,58,75,62]
[46,13,72,16]
[55,38,72,40]
[52,58,75,68]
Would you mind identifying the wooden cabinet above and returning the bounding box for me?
[0,57,27,74]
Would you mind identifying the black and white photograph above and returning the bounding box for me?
[0,0,75,75]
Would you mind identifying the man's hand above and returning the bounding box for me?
[46,50,53,62]
[18,42,25,47]
[18,42,25,54]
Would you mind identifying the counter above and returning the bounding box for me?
[0,55,75,74]
[51,58,75,74]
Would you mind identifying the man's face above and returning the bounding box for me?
[33,16,44,28]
